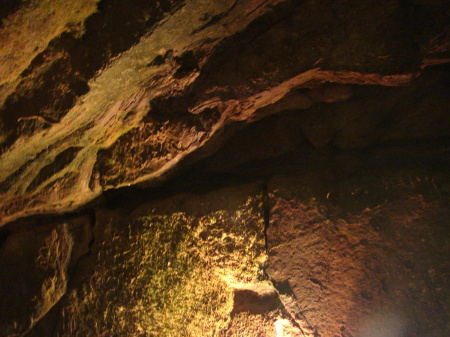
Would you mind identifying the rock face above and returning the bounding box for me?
[1,0,449,226]
[0,223,73,337]
[50,183,268,337]
[0,0,449,336]
[267,172,450,337]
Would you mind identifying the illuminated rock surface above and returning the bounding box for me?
[0,0,449,336]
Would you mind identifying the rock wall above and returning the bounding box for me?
[1,139,449,336]
[0,0,449,336]
[1,0,449,226]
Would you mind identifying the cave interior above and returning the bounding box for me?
[0,1,449,336]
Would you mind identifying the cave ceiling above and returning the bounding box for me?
[1,1,450,337]
[0,0,449,227]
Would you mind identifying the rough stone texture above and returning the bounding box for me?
[231,284,282,315]
[0,222,73,337]
[0,0,449,226]
[46,182,273,337]
[267,170,450,337]
[0,0,449,336]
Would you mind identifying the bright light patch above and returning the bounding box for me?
[360,312,406,337]
[274,318,307,337]
[274,318,290,337]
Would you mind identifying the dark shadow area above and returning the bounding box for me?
[0,0,28,27]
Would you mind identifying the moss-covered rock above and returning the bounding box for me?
[56,183,270,337]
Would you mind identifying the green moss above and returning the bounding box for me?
[60,196,266,336]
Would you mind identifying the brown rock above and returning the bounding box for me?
[267,171,450,337]
[0,223,73,336]
[231,284,282,315]
[0,0,449,226]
